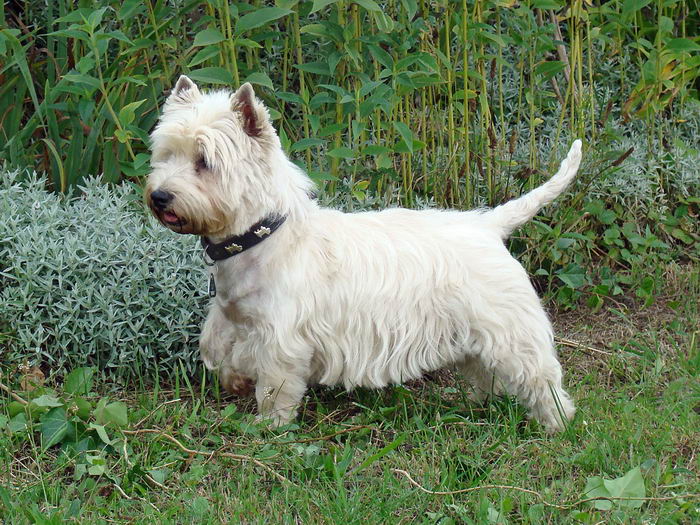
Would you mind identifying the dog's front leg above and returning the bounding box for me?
[200,303,253,396]
[254,368,309,427]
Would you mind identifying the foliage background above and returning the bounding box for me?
[1,0,698,204]
[1,2,699,523]
[0,171,204,379]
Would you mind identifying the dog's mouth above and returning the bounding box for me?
[154,208,189,232]
[162,211,182,226]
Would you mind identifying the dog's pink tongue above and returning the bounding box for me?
[163,212,179,224]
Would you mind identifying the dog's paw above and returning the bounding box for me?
[254,410,295,429]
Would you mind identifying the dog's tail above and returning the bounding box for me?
[484,139,583,239]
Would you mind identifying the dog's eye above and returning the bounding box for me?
[194,156,208,172]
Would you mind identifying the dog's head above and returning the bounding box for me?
[145,76,282,236]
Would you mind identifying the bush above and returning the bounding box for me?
[0,170,207,381]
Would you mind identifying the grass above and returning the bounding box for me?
[1,264,698,524]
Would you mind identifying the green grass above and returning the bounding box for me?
[1,264,698,524]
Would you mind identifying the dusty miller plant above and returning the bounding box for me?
[0,170,208,381]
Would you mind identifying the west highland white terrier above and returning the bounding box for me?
[146,76,582,432]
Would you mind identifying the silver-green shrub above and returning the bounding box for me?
[0,171,208,380]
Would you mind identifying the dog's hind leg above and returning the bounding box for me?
[515,354,576,433]
[457,356,502,403]
[477,336,575,432]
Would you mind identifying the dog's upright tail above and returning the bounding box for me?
[484,140,583,239]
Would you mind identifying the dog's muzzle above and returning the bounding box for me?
[148,189,188,230]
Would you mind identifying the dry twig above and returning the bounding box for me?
[556,337,613,356]
[392,469,700,509]
[112,483,159,511]
[274,425,369,445]
[550,9,576,102]
[120,439,167,491]
[0,379,28,405]
[133,398,182,428]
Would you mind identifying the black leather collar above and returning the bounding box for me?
[200,214,286,263]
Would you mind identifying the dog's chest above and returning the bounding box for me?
[209,255,272,326]
[210,254,260,297]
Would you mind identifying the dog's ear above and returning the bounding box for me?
[167,75,200,104]
[231,83,269,138]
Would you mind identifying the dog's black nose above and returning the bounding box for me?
[150,189,173,210]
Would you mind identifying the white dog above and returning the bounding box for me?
[146,76,581,432]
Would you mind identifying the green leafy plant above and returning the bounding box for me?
[583,466,647,511]
[1,0,697,211]
[3,367,127,476]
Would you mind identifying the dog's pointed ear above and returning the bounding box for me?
[174,75,198,95]
[231,83,269,138]
[167,75,200,104]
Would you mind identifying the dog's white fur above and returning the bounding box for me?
[146,76,581,432]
